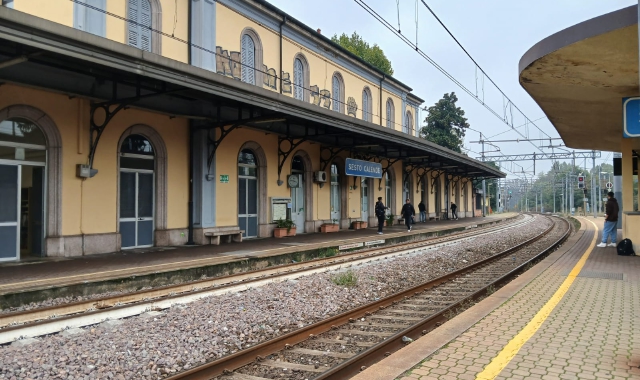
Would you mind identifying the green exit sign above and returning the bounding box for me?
[220,174,229,183]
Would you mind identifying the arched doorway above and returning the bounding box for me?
[433,175,441,218]
[0,117,46,260]
[385,172,392,216]
[360,177,369,222]
[330,163,341,223]
[119,134,155,248]
[290,156,305,233]
[402,171,412,203]
[238,149,259,238]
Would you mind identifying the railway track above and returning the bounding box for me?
[168,215,570,380]
[0,215,530,344]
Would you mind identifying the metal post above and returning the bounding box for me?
[614,153,623,229]
[481,132,486,217]
[592,151,597,218]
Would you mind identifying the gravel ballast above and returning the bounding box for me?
[0,215,551,380]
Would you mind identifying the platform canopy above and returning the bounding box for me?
[0,8,503,179]
[519,5,639,152]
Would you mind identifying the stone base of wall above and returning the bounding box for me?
[46,233,120,257]
[155,229,189,246]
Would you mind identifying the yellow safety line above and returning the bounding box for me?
[476,218,598,380]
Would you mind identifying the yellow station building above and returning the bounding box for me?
[0,0,502,261]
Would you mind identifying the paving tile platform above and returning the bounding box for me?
[354,217,640,380]
[0,214,516,297]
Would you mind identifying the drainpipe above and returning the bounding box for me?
[186,0,194,245]
[186,121,195,245]
[187,0,192,65]
[379,74,385,126]
[279,15,287,94]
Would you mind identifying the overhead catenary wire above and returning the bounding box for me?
[352,0,556,157]
[418,0,552,140]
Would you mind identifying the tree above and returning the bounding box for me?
[331,32,394,76]
[420,92,469,153]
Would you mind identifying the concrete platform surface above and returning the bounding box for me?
[354,217,640,380]
[0,213,515,296]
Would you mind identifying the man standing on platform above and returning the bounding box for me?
[401,198,416,232]
[451,202,458,220]
[375,197,387,235]
[418,200,426,223]
[597,191,618,248]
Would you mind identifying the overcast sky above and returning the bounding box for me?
[267,0,635,178]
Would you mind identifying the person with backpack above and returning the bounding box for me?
[401,198,416,232]
[418,201,426,223]
[597,191,619,248]
[375,197,388,235]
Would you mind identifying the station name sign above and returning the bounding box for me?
[623,97,640,138]
[345,158,382,178]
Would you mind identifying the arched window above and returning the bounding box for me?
[362,87,372,122]
[127,0,153,52]
[332,73,345,113]
[404,110,413,134]
[241,34,256,85]
[293,58,305,101]
[386,98,395,128]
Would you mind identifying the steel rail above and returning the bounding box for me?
[167,216,567,380]
[316,217,570,380]
[0,215,526,332]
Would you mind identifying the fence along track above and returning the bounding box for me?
[167,216,569,380]
[0,215,528,339]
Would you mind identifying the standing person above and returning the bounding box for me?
[451,202,458,220]
[418,201,426,223]
[597,192,619,248]
[375,197,387,235]
[401,198,416,232]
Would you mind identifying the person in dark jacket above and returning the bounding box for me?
[401,198,416,232]
[451,202,458,220]
[418,201,426,223]
[597,192,619,247]
[375,197,388,234]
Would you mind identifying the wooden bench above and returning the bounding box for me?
[203,227,244,245]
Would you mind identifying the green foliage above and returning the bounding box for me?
[386,214,395,226]
[275,218,295,232]
[331,270,358,287]
[420,92,469,153]
[318,247,338,258]
[331,32,394,76]
[514,162,614,213]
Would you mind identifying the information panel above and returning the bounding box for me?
[345,158,382,178]
[623,97,640,137]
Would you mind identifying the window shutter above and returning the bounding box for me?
[386,100,392,128]
[241,34,255,85]
[294,59,304,100]
[332,76,340,112]
[140,0,152,52]
[87,0,106,37]
[127,0,139,47]
[362,90,369,121]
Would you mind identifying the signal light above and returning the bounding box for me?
[578,175,585,189]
